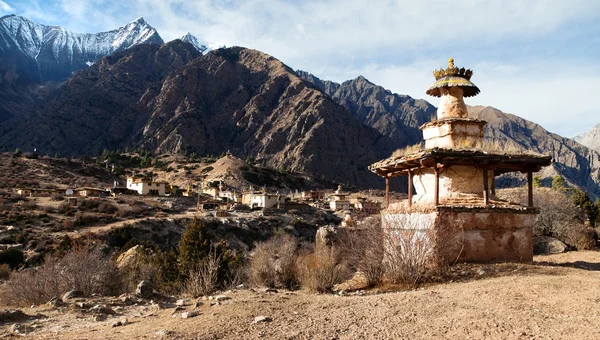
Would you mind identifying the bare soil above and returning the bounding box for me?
[3,251,600,339]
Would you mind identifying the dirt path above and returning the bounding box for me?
[6,251,599,339]
[67,212,197,237]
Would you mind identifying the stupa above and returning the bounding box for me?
[369,58,552,263]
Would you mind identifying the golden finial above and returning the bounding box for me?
[448,58,454,68]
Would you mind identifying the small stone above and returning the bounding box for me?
[136,280,153,298]
[155,329,173,336]
[93,314,107,322]
[477,268,486,276]
[181,310,199,319]
[237,284,245,289]
[89,305,115,314]
[262,288,278,294]
[194,301,203,308]
[253,316,272,324]
[214,295,230,302]
[176,299,190,306]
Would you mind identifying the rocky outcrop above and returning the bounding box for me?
[533,236,567,254]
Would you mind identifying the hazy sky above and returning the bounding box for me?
[2,0,599,137]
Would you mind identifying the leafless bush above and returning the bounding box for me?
[51,194,64,201]
[381,212,449,288]
[22,200,38,211]
[249,233,298,289]
[2,247,122,305]
[184,245,223,297]
[296,246,351,293]
[98,202,117,214]
[339,216,385,287]
[499,188,594,249]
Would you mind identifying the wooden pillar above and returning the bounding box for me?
[434,167,440,206]
[490,170,496,196]
[483,169,489,205]
[407,170,413,209]
[385,176,390,208]
[527,171,533,207]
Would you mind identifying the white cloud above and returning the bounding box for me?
[0,0,13,13]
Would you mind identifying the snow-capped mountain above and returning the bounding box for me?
[0,14,164,82]
[178,32,208,53]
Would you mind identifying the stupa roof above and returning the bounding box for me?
[426,58,480,97]
[369,147,552,177]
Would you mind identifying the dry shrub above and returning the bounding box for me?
[0,263,10,281]
[249,233,298,289]
[2,247,122,305]
[499,188,595,249]
[339,216,384,287]
[381,212,447,288]
[98,202,117,214]
[22,200,38,211]
[296,246,351,293]
[184,245,223,297]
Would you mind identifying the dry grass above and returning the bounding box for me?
[184,245,223,297]
[296,246,351,293]
[1,247,121,306]
[249,234,299,289]
[391,143,425,158]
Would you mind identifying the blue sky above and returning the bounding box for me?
[2,0,599,137]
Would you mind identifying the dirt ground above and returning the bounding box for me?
[5,251,600,339]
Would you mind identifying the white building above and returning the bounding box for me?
[126,177,166,196]
[244,193,284,209]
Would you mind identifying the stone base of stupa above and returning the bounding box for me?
[382,203,537,263]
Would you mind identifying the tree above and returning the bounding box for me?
[178,218,242,286]
[532,175,542,188]
[552,175,566,191]
[12,148,22,158]
[572,188,599,227]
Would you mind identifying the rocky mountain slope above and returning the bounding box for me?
[0,42,395,188]
[573,123,600,152]
[297,71,436,147]
[0,15,163,122]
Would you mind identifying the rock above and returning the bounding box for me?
[155,329,174,336]
[262,288,278,294]
[93,314,107,322]
[46,297,64,308]
[89,305,116,314]
[11,323,33,334]
[116,245,144,269]
[214,295,230,302]
[61,290,83,303]
[253,316,272,324]
[181,310,199,319]
[112,318,128,327]
[194,301,203,308]
[534,236,567,254]
[175,299,190,306]
[136,280,153,298]
[477,268,486,276]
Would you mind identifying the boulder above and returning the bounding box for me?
[534,236,567,254]
[61,290,83,303]
[135,280,153,298]
[116,245,143,269]
[181,310,199,319]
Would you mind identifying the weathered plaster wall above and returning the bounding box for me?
[422,123,484,149]
[412,166,494,204]
[437,87,468,119]
[437,209,536,262]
